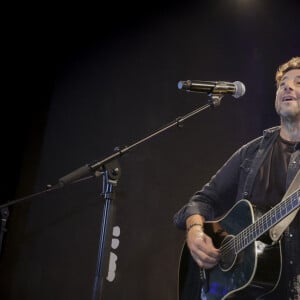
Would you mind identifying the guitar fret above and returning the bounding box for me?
[229,189,300,255]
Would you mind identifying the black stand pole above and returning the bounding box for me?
[91,160,121,300]
[0,94,224,300]
[0,207,9,257]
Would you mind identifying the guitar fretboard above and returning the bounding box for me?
[221,189,300,256]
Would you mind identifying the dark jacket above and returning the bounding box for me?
[173,126,300,300]
[174,126,300,228]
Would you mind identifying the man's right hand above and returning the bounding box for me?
[186,215,220,269]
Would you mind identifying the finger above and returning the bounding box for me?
[191,252,218,269]
[193,238,220,259]
[191,248,219,265]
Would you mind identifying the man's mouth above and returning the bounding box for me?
[282,96,296,102]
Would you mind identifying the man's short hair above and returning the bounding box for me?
[275,57,300,87]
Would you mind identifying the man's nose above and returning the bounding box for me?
[284,80,294,91]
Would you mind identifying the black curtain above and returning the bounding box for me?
[1,1,299,299]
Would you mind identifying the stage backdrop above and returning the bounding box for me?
[1,0,299,299]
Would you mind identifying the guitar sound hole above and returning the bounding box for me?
[219,234,237,272]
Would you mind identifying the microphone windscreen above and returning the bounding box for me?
[233,81,246,98]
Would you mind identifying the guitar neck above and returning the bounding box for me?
[225,189,300,255]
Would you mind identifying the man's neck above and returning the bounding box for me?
[280,118,300,142]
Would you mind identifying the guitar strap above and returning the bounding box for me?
[269,168,300,242]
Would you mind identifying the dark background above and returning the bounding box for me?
[1,0,299,299]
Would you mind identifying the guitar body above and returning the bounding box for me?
[179,200,282,300]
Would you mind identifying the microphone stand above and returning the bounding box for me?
[0,94,224,300]
[0,207,9,257]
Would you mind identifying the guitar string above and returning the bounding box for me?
[220,190,299,256]
[221,190,299,255]
[219,190,300,257]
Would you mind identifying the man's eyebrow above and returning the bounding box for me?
[281,74,300,81]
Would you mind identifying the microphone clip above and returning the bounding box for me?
[208,94,224,108]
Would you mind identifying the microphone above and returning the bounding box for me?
[177,80,246,99]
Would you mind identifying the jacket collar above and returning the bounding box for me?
[262,126,281,137]
[262,126,300,151]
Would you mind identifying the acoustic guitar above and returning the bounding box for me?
[178,188,300,300]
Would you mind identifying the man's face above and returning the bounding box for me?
[275,69,300,120]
